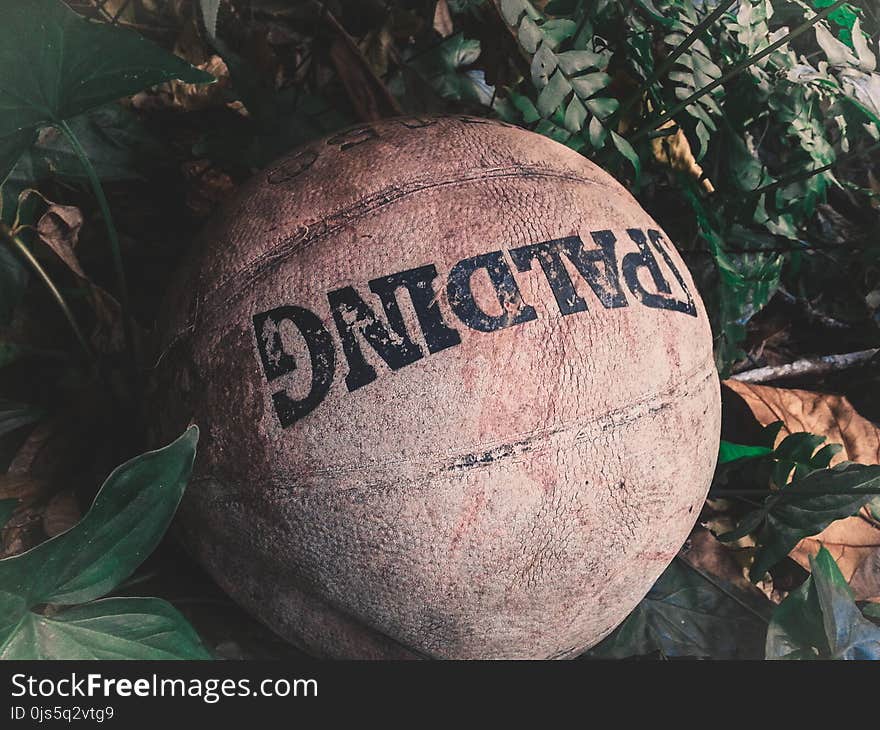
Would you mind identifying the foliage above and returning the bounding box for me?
[766,547,880,659]
[0,427,208,659]
[588,556,771,659]
[0,0,878,661]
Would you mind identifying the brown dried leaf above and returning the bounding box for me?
[433,0,454,38]
[722,380,880,464]
[651,120,715,194]
[182,159,237,218]
[722,379,880,600]
[36,203,86,279]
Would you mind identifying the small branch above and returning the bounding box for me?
[776,288,854,331]
[0,222,94,363]
[58,120,139,390]
[730,349,879,384]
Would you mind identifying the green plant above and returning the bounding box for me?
[0,427,208,659]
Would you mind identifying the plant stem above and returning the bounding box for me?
[629,0,849,144]
[617,0,739,122]
[0,222,94,362]
[748,140,880,198]
[58,120,139,383]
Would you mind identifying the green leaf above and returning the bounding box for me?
[737,462,880,581]
[610,130,641,179]
[0,597,211,660]
[588,558,770,659]
[766,547,880,659]
[0,0,214,181]
[571,72,612,100]
[9,105,162,186]
[719,440,773,464]
[0,243,28,325]
[0,400,43,438]
[0,426,199,630]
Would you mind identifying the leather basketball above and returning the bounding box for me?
[153,116,721,659]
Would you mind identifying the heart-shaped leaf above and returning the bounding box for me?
[0,597,211,660]
[0,0,214,183]
[766,547,880,659]
[587,557,770,659]
[0,425,199,647]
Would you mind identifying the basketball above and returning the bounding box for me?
[153,116,721,659]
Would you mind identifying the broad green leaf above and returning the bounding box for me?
[588,557,770,659]
[0,0,214,182]
[610,130,641,180]
[726,462,880,581]
[0,426,199,630]
[766,547,880,659]
[0,400,43,438]
[0,597,211,660]
[719,440,773,464]
[9,105,162,186]
[0,243,28,325]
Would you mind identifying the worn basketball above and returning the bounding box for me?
[153,116,721,659]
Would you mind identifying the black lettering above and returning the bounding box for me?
[369,265,461,354]
[509,232,627,314]
[328,286,424,392]
[253,306,336,427]
[622,228,697,316]
[447,251,538,332]
[266,149,318,184]
[327,126,378,151]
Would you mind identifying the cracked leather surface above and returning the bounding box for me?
[152,116,721,659]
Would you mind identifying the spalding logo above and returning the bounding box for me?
[253,227,696,427]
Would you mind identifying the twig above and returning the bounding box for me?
[0,222,95,363]
[730,348,879,383]
[776,288,854,331]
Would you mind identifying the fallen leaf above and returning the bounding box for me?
[182,159,236,218]
[27,191,128,354]
[651,120,715,194]
[722,379,880,600]
[35,202,86,279]
[722,380,880,465]
[434,0,455,38]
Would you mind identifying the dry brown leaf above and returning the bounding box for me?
[651,120,715,194]
[36,203,86,279]
[722,380,880,464]
[182,159,237,218]
[433,0,455,38]
[722,379,880,600]
[323,8,402,122]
